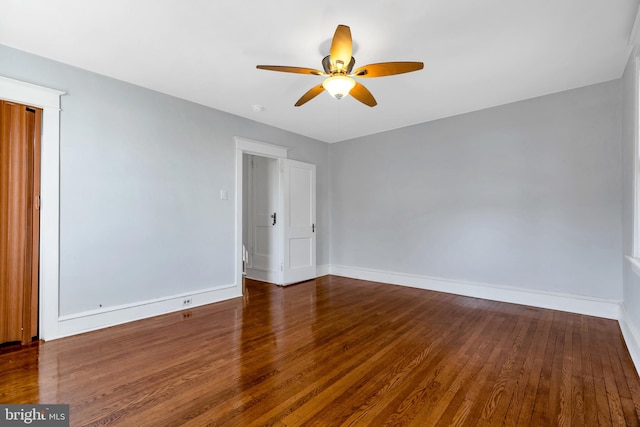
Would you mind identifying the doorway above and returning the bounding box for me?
[0,100,42,345]
[244,154,280,283]
[235,137,317,289]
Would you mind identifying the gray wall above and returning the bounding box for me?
[330,80,623,300]
[0,42,628,316]
[622,53,640,329]
[0,44,330,316]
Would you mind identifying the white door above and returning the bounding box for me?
[280,158,316,285]
[247,155,279,282]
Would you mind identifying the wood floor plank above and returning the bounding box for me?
[530,312,562,425]
[476,313,537,425]
[337,297,492,426]
[0,276,639,426]
[383,306,498,426]
[432,307,518,426]
[570,316,585,427]
[276,296,455,425]
[227,289,446,426]
[412,319,508,427]
[505,310,553,426]
[451,313,526,426]
[579,316,598,427]
[557,316,573,427]
[617,334,640,422]
[597,320,628,426]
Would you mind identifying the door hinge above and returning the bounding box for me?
[35,195,40,210]
[312,224,315,233]
[281,263,284,272]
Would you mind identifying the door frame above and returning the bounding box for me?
[0,76,64,341]
[234,137,288,290]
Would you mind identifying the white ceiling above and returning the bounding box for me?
[0,0,638,143]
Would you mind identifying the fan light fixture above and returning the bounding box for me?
[322,75,356,99]
[256,25,424,107]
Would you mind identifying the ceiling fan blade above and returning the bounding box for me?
[352,62,424,78]
[350,82,377,107]
[257,65,325,76]
[330,25,353,70]
[295,84,326,107]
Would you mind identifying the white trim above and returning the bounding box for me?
[329,265,621,319]
[634,56,640,257]
[627,255,640,279]
[316,264,330,277]
[56,284,239,339]
[247,265,329,284]
[246,267,280,284]
[234,136,289,292]
[0,75,65,341]
[235,136,289,158]
[0,76,64,110]
[630,4,640,46]
[619,304,640,377]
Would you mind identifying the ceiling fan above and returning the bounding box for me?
[256,25,424,107]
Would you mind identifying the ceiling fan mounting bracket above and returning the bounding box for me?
[322,55,356,75]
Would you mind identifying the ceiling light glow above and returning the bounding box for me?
[322,75,356,100]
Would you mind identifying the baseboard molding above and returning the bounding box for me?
[247,265,330,285]
[316,264,330,277]
[246,267,279,283]
[619,304,640,377]
[329,265,621,320]
[54,284,241,340]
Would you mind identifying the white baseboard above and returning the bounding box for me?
[246,267,279,283]
[329,265,621,320]
[54,284,241,340]
[45,263,639,376]
[247,265,330,284]
[316,264,330,277]
[619,304,640,377]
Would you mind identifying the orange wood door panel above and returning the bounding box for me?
[0,100,41,345]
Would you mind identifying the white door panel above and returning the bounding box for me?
[280,159,316,285]
[248,156,279,276]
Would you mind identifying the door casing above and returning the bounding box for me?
[234,137,317,288]
[0,76,63,341]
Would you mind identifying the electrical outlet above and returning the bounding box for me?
[182,298,192,306]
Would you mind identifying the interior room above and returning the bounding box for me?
[2,0,640,425]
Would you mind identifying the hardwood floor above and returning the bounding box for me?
[1,276,640,426]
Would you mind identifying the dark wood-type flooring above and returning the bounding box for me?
[2,276,640,426]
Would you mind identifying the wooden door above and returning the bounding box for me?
[0,100,41,345]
